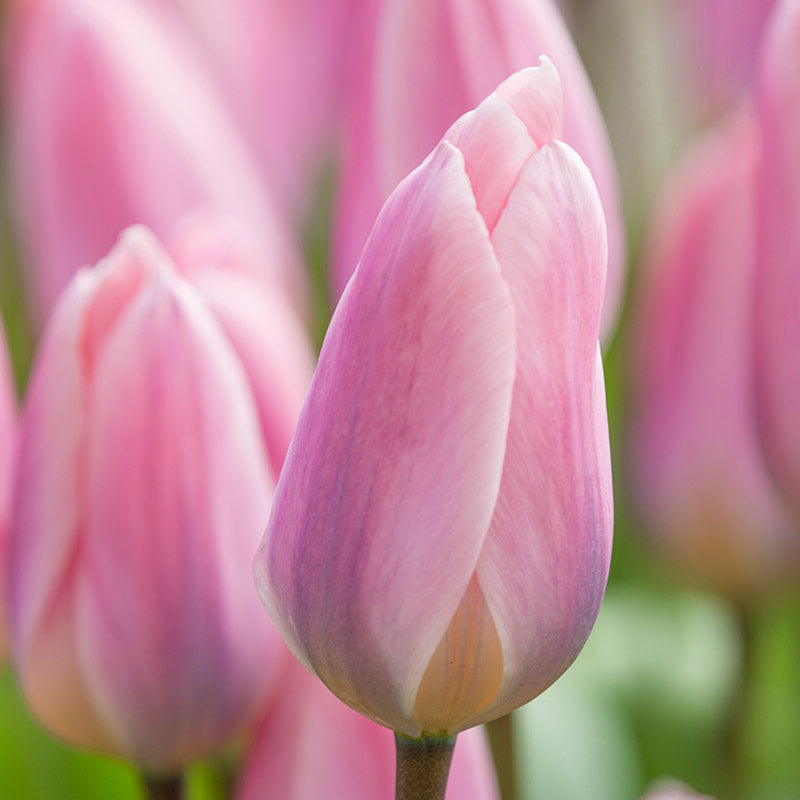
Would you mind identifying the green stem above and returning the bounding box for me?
[719,601,757,800]
[143,774,184,800]
[395,733,457,800]
[487,714,517,800]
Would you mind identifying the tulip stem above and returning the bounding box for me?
[143,774,183,800]
[395,732,457,800]
[719,601,757,800]
[487,713,518,800]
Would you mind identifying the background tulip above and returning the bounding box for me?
[5,0,301,323]
[753,0,800,521]
[151,0,358,218]
[333,0,624,340]
[0,324,16,661]
[236,660,499,800]
[256,62,612,741]
[9,226,309,777]
[629,110,800,598]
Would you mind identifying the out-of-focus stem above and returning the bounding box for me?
[395,732,457,800]
[487,713,518,800]
[720,600,757,800]
[143,773,184,800]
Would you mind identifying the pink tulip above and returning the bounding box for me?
[753,0,800,520]
[255,62,613,738]
[235,659,499,800]
[5,0,301,323]
[334,0,624,340]
[9,226,311,776]
[629,110,800,597]
[0,325,16,660]
[152,0,358,216]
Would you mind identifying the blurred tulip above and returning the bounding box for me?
[334,0,624,340]
[753,0,800,521]
[676,0,777,110]
[629,110,800,599]
[153,0,358,217]
[5,0,301,323]
[235,660,499,800]
[256,63,612,738]
[9,225,311,776]
[0,324,16,660]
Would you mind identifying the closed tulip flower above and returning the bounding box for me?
[334,0,623,340]
[629,111,800,598]
[9,226,311,778]
[753,0,800,520]
[236,660,499,800]
[0,326,16,660]
[255,60,612,754]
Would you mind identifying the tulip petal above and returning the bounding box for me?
[473,142,612,725]
[257,141,516,736]
[443,61,562,233]
[754,0,800,516]
[77,269,278,773]
[9,269,113,751]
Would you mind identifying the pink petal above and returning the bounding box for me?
[9,268,114,750]
[256,142,516,736]
[473,142,612,725]
[754,0,800,517]
[77,266,281,773]
[444,61,561,232]
[0,326,17,659]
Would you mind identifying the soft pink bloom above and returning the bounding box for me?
[5,0,301,323]
[629,109,800,597]
[255,63,613,737]
[152,0,357,216]
[235,660,499,800]
[753,0,800,520]
[334,0,624,340]
[0,325,16,660]
[676,0,778,109]
[9,226,312,775]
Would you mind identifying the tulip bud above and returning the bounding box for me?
[5,0,300,323]
[629,110,800,598]
[235,660,499,800]
[0,325,16,660]
[9,226,310,776]
[255,62,612,738]
[753,0,800,521]
[334,0,623,340]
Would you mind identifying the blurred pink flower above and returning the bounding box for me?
[256,63,612,737]
[5,0,302,324]
[0,324,16,660]
[753,0,800,521]
[629,108,800,598]
[333,0,624,340]
[9,226,312,775]
[152,0,357,216]
[677,0,778,109]
[235,660,499,800]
